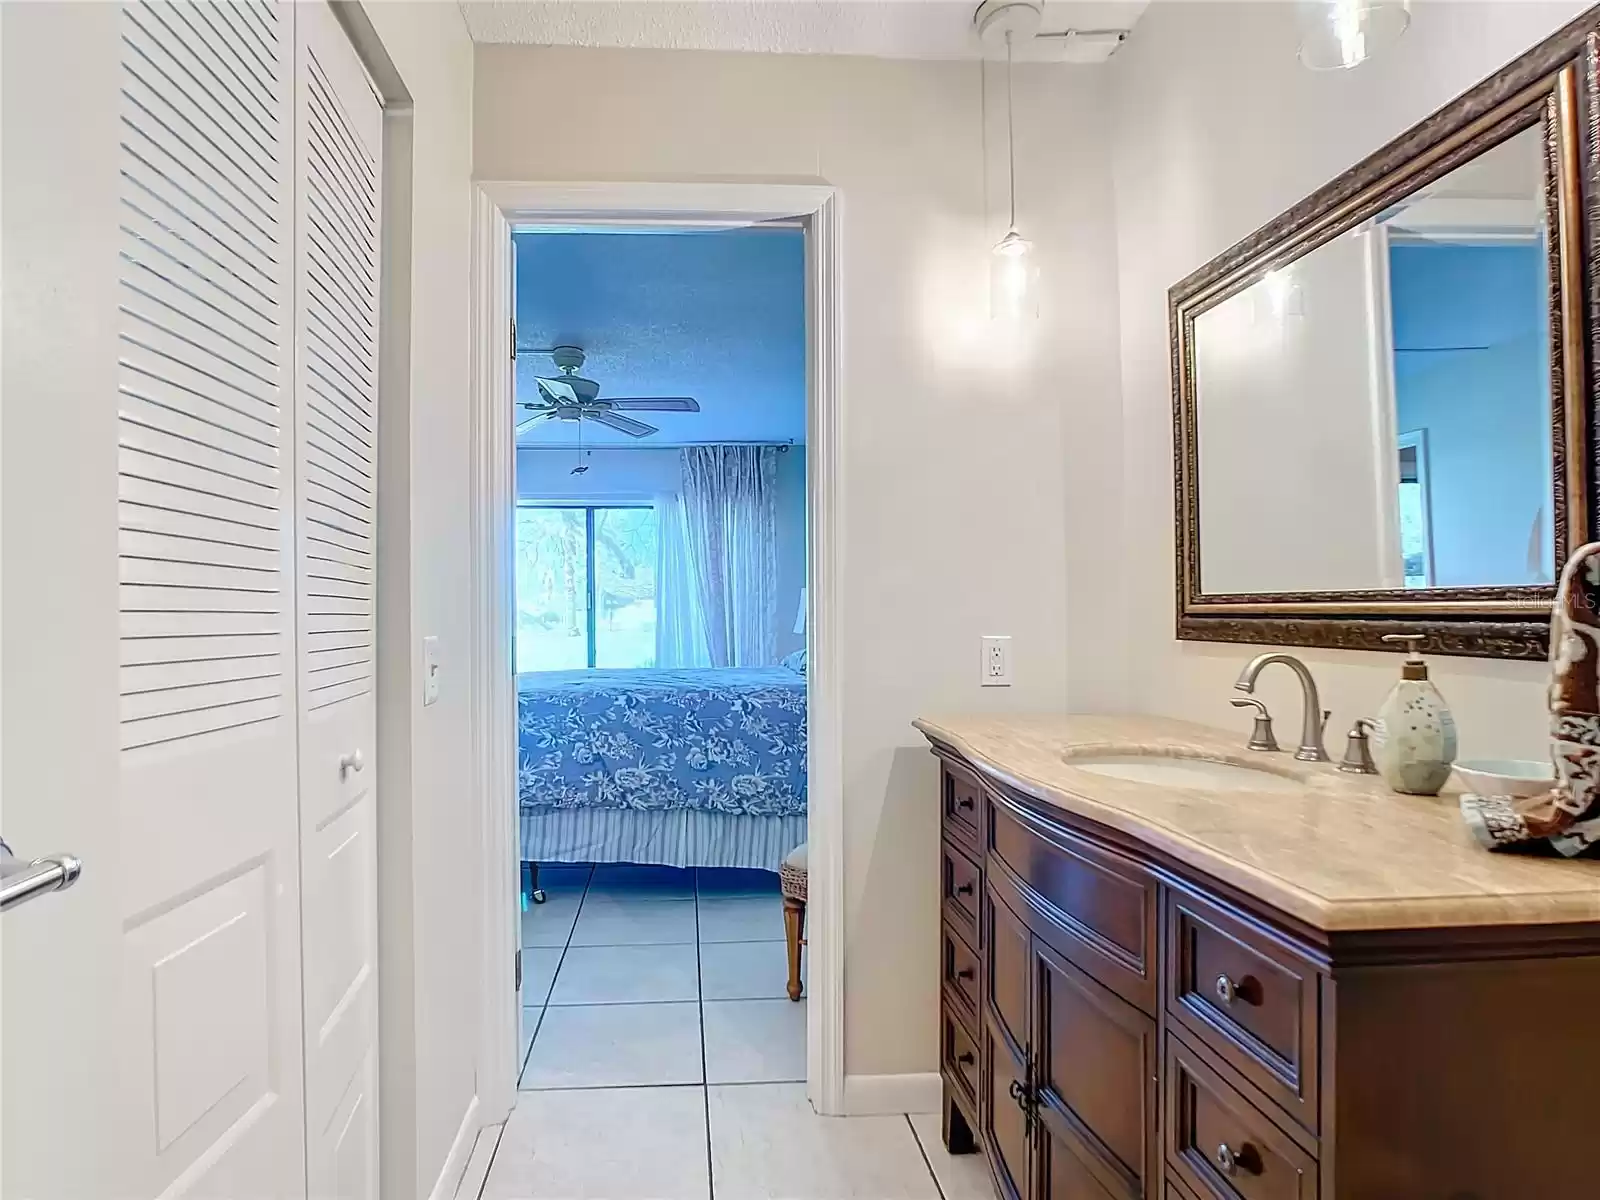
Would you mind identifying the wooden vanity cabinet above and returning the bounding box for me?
[932,746,1600,1200]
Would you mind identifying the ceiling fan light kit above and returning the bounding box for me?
[514,344,702,439]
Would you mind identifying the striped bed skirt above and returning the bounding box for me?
[519,807,808,872]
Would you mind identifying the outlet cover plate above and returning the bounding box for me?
[981,635,1012,687]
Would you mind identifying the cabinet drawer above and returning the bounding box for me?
[942,762,982,855]
[989,799,1158,1015]
[941,841,981,948]
[1165,1031,1317,1200]
[941,1005,979,1105]
[1164,1173,1205,1200]
[942,921,981,1021]
[1165,888,1320,1133]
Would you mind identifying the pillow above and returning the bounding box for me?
[781,648,807,676]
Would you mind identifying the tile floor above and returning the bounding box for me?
[518,863,805,1091]
[476,863,996,1200]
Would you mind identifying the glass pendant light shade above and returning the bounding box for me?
[1298,0,1410,71]
[986,13,1039,321]
[991,229,1039,320]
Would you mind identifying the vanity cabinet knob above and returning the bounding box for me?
[1214,973,1238,1005]
[956,882,975,897]
[957,967,976,981]
[958,1051,975,1065]
[1215,1144,1238,1175]
[956,796,975,811]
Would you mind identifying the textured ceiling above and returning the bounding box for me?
[461,1,1149,63]
[514,228,806,448]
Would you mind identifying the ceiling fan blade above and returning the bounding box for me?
[588,410,658,438]
[536,377,580,406]
[515,411,553,434]
[607,397,701,412]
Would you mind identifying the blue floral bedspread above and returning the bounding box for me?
[516,668,807,816]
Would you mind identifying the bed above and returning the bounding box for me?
[516,666,807,872]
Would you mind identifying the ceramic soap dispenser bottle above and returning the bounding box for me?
[1371,633,1458,795]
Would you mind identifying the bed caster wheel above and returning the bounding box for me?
[531,889,547,904]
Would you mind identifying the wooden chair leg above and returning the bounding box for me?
[783,895,806,1001]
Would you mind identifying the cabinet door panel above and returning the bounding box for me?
[1043,1128,1124,1200]
[983,1016,1033,1200]
[1036,938,1157,1199]
[986,886,1033,1057]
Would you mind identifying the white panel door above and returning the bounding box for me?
[116,1,308,1195]
[4,1,308,1198]
[293,5,383,1196]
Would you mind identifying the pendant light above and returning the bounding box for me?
[1298,0,1410,71]
[977,1,1042,320]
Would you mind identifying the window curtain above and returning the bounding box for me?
[654,491,711,668]
[678,446,779,668]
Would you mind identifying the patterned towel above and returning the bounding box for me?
[1461,541,1600,855]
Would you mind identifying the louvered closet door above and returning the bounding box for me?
[116,1,309,1197]
[293,5,383,1196]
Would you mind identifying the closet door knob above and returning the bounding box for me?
[339,749,366,777]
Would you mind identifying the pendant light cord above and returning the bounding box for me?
[1005,28,1017,232]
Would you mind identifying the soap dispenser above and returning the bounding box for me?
[1370,633,1458,795]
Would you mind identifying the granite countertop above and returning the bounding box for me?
[913,712,1600,933]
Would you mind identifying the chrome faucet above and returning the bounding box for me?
[1233,653,1330,762]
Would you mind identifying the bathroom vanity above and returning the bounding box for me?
[918,714,1600,1200]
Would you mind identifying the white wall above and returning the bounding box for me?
[1108,0,1587,761]
[517,447,681,500]
[359,4,479,1198]
[476,44,1125,1077]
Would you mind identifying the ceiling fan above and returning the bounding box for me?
[515,345,701,438]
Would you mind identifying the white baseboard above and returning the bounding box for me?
[841,1072,941,1116]
[428,1094,481,1200]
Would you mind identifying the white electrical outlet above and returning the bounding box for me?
[981,635,1012,686]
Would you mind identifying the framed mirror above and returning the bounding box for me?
[1171,12,1600,659]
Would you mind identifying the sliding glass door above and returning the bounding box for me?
[514,504,659,672]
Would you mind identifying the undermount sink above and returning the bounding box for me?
[1065,752,1302,791]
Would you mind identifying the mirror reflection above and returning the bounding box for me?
[1194,124,1552,595]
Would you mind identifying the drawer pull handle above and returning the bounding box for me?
[1214,1143,1257,1176]
[956,796,975,811]
[957,1051,975,1065]
[955,882,975,897]
[1214,973,1238,1005]
[957,967,976,981]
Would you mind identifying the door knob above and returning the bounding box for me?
[0,838,82,913]
[339,749,366,777]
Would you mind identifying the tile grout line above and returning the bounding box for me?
[473,1120,507,1200]
[697,868,716,1200]
[520,864,592,1087]
[906,1114,951,1200]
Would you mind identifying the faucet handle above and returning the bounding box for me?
[1229,697,1280,752]
[1339,718,1378,775]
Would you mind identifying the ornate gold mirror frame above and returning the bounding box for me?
[1171,11,1600,660]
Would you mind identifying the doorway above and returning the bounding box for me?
[466,182,844,1122]
[510,224,809,1091]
